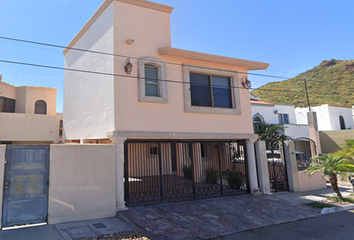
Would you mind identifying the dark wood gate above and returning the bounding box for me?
[124,140,249,206]
[267,142,289,192]
[2,146,49,228]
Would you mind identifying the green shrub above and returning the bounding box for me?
[182,165,193,180]
[204,167,219,184]
[223,170,244,189]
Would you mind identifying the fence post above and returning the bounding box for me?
[109,134,128,211]
[254,141,271,194]
[283,141,300,192]
[246,139,260,193]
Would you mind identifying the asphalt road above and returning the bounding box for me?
[219,210,354,240]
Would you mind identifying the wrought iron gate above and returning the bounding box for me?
[267,142,289,192]
[124,140,249,206]
[2,146,49,228]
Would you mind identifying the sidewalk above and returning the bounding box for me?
[273,184,353,205]
[1,186,351,240]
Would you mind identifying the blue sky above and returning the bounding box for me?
[1,0,353,112]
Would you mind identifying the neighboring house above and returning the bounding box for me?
[295,104,354,131]
[251,94,309,139]
[63,0,269,207]
[0,75,60,145]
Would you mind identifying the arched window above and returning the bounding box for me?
[35,100,47,115]
[138,58,167,103]
[253,114,264,132]
[339,115,346,130]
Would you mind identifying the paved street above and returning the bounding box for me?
[220,210,354,240]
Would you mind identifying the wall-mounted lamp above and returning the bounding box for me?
[124,58,133,75]
[274,110,278,114]
[126,39,134,45]
[242,76,251,89]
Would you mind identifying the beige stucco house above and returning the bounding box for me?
[0,75,60,144]
[63,0,269,209]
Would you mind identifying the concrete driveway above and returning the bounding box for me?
[118,194,320,240]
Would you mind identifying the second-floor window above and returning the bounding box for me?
[190,73,232,108]
[138,59,168,103]
[0,97,15,113]
[278,113,289,124]
[182,65,241,115]
[35,100,47,114]
[145,64,159,97]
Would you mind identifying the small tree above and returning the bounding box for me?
[255,123,289,151]
[306,154,354,198]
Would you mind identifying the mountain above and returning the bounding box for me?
[251,59,354,107]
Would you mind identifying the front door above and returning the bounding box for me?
[2,146,49,228]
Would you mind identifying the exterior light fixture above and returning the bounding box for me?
[124,58,133,75]
[242,76,251,89]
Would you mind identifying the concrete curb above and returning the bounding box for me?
[321,204,354,214]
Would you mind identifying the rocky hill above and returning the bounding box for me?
[251,59,354,107]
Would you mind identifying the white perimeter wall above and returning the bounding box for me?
[63,3,115,140]
[0,145,5,228]
[48,144,116,224]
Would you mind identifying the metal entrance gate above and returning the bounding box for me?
[267,142,289,192]
[124,140,249,206]
[2,146,49,228]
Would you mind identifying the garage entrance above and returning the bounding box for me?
[124,140,249,206]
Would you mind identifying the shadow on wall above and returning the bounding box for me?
[319,131,349,154]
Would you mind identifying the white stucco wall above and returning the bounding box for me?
[63,2,115,140]
[295,105,354,131]
[283,124,309,139]
[48,144,116,224]
[328,106,354,130]
[252,104,296,125]
[0,145,5,229]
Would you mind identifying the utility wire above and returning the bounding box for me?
[0,35,288,80]
[0,59,301,93]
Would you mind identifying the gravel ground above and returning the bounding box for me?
[75,230,151,240]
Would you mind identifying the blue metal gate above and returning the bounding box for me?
[2,146,49,228]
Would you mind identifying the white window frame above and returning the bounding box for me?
[182,65,241,115]
[138,58,168,103]
[278,113,289,124]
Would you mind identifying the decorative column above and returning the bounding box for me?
[246,139,260,193]
[110,136,128,211]
[254,141,271,194]
[283,141,300,192]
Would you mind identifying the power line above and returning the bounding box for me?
[0,35,288,80]
[0,59,299,93]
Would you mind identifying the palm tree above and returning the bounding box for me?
[254,123,288,151]
[333,139,354,161]
[306,154,354,198]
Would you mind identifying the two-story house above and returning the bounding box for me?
[295,104,354,131]
[63,0,269,208]
[0,75,60,145]
[251,94,309,139]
